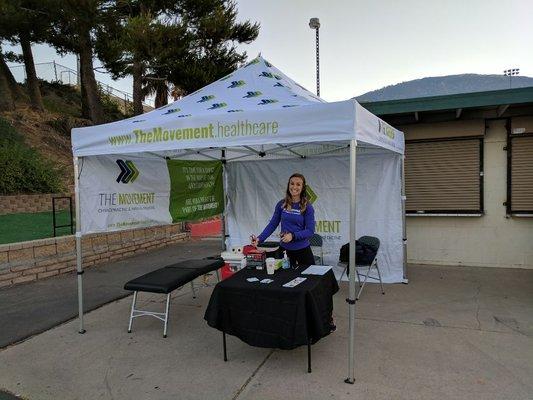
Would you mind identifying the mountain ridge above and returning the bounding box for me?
[356,74,533,102]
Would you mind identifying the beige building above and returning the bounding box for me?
[361,87,533,269]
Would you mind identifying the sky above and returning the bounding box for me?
[4,0,533,103]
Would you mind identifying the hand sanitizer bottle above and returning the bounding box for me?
[282,251,290,269]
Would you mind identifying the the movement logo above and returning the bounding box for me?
[116,160,139,184]
[243,91,262,98]
[259,71,282,80]
[378,120,395,139]
[306,185,341,235]
[306,185,318,204]
[197,95,215,103]
[162,108,180,115]
[244,58,260,67]
[258,99,278,105]
[228,80,245,88]
[208,103,227,110]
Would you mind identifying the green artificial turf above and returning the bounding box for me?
[0,210,74,245]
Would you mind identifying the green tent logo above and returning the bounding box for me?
[306,185,318,204]
[259,71,282,80]
[378,120,395,139]
[208,102,227,110]
[162,108,180,115]
[258,99,278,105]
[245,58,260,67]
[243,91,262,98]
[116,160,139,184]
[228,80,245,88]
[197,95,215,103]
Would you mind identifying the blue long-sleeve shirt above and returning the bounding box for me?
[257,200,315,251]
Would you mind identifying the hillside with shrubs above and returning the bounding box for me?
[0,80,130,195]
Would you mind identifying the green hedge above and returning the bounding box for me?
[0,118,63,195]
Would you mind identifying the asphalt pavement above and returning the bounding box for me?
[0,238,222,349]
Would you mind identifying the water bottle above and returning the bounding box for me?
[282,251,290,269]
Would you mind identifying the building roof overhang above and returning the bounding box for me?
[360,87,533,125]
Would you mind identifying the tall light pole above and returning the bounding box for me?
[76,54,81,87]
[309,17,320,96]
[503,68,519,89]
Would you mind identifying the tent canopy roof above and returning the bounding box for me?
[72,56,404,157]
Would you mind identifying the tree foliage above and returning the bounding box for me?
[0,0,259,118]
[168,0,259,93]
[46,0,109,123]
[0,117,63,194]
[95,0,259,112]
[0,0,50,110]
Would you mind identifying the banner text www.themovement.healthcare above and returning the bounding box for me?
[108,120,279,146]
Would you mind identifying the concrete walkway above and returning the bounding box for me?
[0,243,532,399]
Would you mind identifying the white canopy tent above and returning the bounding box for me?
[71,56,406,383]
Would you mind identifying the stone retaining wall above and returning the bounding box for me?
[0,224,189,288]
[0,193,74,215]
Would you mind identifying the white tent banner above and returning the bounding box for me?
[79,154,224,234]
[355,102,404,154]
[225,153,403,283]
[79,154,173,234]
[72,101,356,157]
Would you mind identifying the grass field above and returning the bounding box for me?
[0,211,74,245]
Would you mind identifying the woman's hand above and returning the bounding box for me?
[250,234,259,246]
[280,232,293,243]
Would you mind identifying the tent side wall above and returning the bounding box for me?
[224,152,404,283]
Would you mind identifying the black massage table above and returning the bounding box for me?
[124,258,224,337]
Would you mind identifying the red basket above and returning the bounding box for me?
[220,262,235,280]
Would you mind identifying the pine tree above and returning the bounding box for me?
[95,0,259,114]
[0,46,27,110]
[95,1,188,115]
[46,0,106,123]
[0,0,47,111]
[0,51,15,111]
[168,0,259,94]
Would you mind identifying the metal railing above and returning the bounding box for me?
[8,61,155,108]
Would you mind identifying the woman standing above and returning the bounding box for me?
[251,173,316,268]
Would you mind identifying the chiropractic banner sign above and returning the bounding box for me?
[79,153,223,234]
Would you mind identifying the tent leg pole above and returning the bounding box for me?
[221,150,227,251]
[74,156,85,334]
[345,139,357,384]
[401,155,408,282]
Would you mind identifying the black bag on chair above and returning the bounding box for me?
[339,239,379,275]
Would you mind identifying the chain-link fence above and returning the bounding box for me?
[8,61,155,108]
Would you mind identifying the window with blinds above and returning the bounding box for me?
[509,135,533,214]
[405,138,483,214]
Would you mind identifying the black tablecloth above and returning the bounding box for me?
[204,267,339,350]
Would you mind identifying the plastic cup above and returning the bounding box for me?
[266,257,275,275]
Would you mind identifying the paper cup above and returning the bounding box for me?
[266,257,275,275]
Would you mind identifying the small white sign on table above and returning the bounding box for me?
[300,265,332,276]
